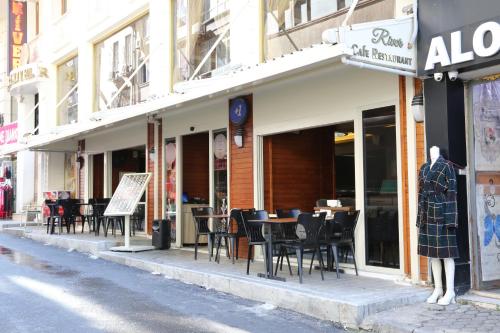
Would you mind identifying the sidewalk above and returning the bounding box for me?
[5,224,498,331]
[360,301,500,333]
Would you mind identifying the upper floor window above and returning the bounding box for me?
[57,56,78,125]
[265,0,353,59]
[94,15,150,111]
[174,0,231,83]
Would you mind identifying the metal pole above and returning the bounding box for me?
[124,215,130,248]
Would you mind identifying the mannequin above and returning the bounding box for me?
[417,146,458,305]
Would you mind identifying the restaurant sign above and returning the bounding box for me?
[8,0,27,73]
[9,63,49,94]
[340,16,416,75]
[0,123,18,146]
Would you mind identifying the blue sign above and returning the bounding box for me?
[229,98,248,126]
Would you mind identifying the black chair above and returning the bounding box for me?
[325,210,360,278]
[81,198,95,233]
[191,207,215,261]
[274,208,301,275]
[130,204,145,234]
[278,212,327,284]
[276,208,301,218]
[228,208,255,264]
[241,210,269,275]
[93,198,110,236]
[45,200,61,234]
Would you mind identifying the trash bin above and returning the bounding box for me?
[152,219,171,250]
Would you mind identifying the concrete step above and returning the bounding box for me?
[458,292,500,311]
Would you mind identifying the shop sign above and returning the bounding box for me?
[425,21,500,71]
[9,63,49,87]
[8,0,27,73]
[0,122,18,146]
[341,16,416,74]
[229,98,248,126]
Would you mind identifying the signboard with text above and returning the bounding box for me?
[8,0,27,73]
[341,16,416,74]
[0,123,18,146]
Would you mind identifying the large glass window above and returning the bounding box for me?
[57,56,78,125]
[363,106,399,269]
[165,139,177,243]
[174,0,231,83]
[213,130,227,214]
[94,15,150,111]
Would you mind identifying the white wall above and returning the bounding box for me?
[15,150,35,212]
[85,120,147,153]
[47,151,65,191]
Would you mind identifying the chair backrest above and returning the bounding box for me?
[57,199,73,218]
[276,208,301,218]
[296,212,326,244]
[191,206,213,234]
[316,199,328,207]
[69,198,83,217]
[241,209,268,243]
[229,208,246,236]
[333,210,360,242]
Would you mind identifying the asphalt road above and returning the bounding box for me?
[0,233,346,333]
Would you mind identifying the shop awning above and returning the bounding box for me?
[1,43,344,156]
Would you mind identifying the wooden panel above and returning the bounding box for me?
[264,126,334,213]
[147,122,154,234]
[182,132,209,201]
[399,76,411,276]
[229,95,254,258]
[414,78,428,281]
[78,140,85,199]
[92,153,104,199]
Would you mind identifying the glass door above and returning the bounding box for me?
[363,106,399,268]
[213,130,228,214]
[165,138,177,243]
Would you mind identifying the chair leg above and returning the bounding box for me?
[194,234,199,260]
[285,252,293,276]
[215,236,222,263]
[261,245,268,277]
[317,246,325,281]
[331,245,340,279]
[231,237,235,264]
[207,233,213,261]
[236,238,239,260]
[275,248,282,276]
[246,245,252,275]
[350,243,358,276]
[296,248,303,284]
[309,251,316,274]
[81,216,85,233]
[224,236,230,258]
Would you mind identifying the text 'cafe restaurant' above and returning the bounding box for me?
[418,0,500,292]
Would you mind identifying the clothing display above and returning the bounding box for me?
[417,156,459,258]
[0,182,13,219]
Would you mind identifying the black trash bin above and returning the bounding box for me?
[152,219,171,250]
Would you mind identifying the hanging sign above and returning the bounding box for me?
[340,16,416,74]
[229,98,248,126]
[8,0,27,73]
[0,122,18,146]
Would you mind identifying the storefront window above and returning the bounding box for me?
[472,79,500,282]
[213,130,227,214]
[265,0,352,59]
[57,56,78,125]
[363,106,399,269]
[174,0,231,83]
[95,15,150,111]
[165,139,177,243]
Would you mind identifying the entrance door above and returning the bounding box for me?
[92,153,104,198]
[363,106,400,269]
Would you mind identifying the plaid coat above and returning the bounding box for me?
[417,156,459,258]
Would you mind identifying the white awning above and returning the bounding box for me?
[2,43,344,155]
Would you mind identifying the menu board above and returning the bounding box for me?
[104,173,151,216]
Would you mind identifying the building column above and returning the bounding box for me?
[424,77,470,293]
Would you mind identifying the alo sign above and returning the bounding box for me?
[425,21,500,71]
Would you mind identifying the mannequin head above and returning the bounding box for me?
[430,146,440,163]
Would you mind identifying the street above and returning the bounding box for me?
[0,233,345,333]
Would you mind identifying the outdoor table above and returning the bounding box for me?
[313,206,353,212]
[248,217,298,282]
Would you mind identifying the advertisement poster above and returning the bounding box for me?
[473,80,500,171]
[475,173,500,281]
[64,152,76,194]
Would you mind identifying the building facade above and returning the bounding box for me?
[1,0,434,284]
[418,0,500,292]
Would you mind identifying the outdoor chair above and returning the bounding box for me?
[45,199,60,234]
[81,198,95,233]
[241,210,271,275]
[94,198,111,236]
[278,212,327,284]
[274,208,301,275]
[191,207,216,261]
[60,199,77,234]
[130,204,145,234]
[227,208,255,264]
[316,210,360,278]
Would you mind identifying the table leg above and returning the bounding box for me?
[257,223,286,282]
[124,215,130,248]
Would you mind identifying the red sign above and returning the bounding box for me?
[8,0,27,73]
[0,123,18,146]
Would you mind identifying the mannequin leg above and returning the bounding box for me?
[438,258,456,305]
[426,258,444,304]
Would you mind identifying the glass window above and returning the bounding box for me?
[363,106,399,269]
[57,56,78,125]
[174,0,231,83]
[94,15,150,111]
[213,130,228,214]
[265,0,352,60]
[165,139,177,243]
